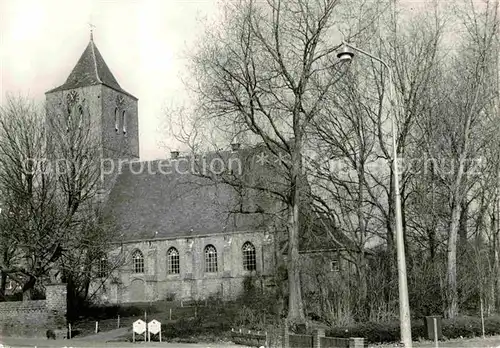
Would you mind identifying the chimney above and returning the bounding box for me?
[231,143,241,151]
[171,150,179,159]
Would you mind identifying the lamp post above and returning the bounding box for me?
[337,42,412,348]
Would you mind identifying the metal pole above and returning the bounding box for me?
[388,68,413,348]
[343,42,412,348]
[433,318,438,348]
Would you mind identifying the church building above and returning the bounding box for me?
[44,33,280,304]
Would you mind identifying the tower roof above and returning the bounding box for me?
[46,35,137,100]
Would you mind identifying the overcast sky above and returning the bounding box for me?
[0,0,476,160]
[0,0,220,160]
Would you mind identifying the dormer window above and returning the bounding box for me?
[122,111,127,136]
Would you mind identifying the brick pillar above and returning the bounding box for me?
[45,283,67,328]
[313,329,325,348]
[349,337,365,348]
[282,320,289,348]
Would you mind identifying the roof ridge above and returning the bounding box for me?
[89,37,102,84]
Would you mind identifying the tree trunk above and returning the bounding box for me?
[355,162,368,321]
[495,195,500,312]
[287,137,305,324]
[489,224,497,314]
[22,275,36,301]
[287,196,305,324]
[355,259,368,321]
[446,199,461,318]
[385,174,396,304]
[458,201,468,248]
[428,227,436,262]
[0,270,6,301]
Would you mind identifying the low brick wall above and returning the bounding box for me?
[289,333,314,348]
[0,283,67,338]
[0,300,48,337]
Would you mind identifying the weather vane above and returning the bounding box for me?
[88,22,96,40]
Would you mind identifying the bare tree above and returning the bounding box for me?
[0,94,116,303]
[173,0,390,323]
[414,0,500,317]
[0,95,59,299]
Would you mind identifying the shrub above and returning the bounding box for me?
[231,275,282,330]
[327,316,500,343]
[162,317,199,338]
[328,321,422,343]
[71,303,160,321]
[163,292,176,301]
[442,316,500,338]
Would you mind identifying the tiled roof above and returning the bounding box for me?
[45,36,137,100]
[102,145,355,251]
[102,152,279,242]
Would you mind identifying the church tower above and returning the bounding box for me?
[45,32,139,162]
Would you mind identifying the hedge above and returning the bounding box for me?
[327,316,500,343]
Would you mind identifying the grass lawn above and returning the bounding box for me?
[0,337,244,347]
[68,301,500,347]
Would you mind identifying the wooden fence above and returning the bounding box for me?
[230,326,366,348]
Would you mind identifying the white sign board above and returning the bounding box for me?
[133,319,146,335]
[147,319,162,342]
[148,319,161,334]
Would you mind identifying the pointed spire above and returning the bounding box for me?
[45,28,137,100]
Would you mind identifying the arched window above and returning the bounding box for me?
[204,245,218,273]
[114,108,119,133]
[132,250,144,273]
[97,256,108,278]
[122,110,127,135]
[242,242,256,271]
[167,247,180,274]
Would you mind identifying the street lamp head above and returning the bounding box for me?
[337,44,354,62]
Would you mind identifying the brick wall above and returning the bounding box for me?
[45,85,139,202]
[100,85,139,160]
[46,85,139,161]
[45,283,68,327]
[96,230,276,304]
[0,283,67,338]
